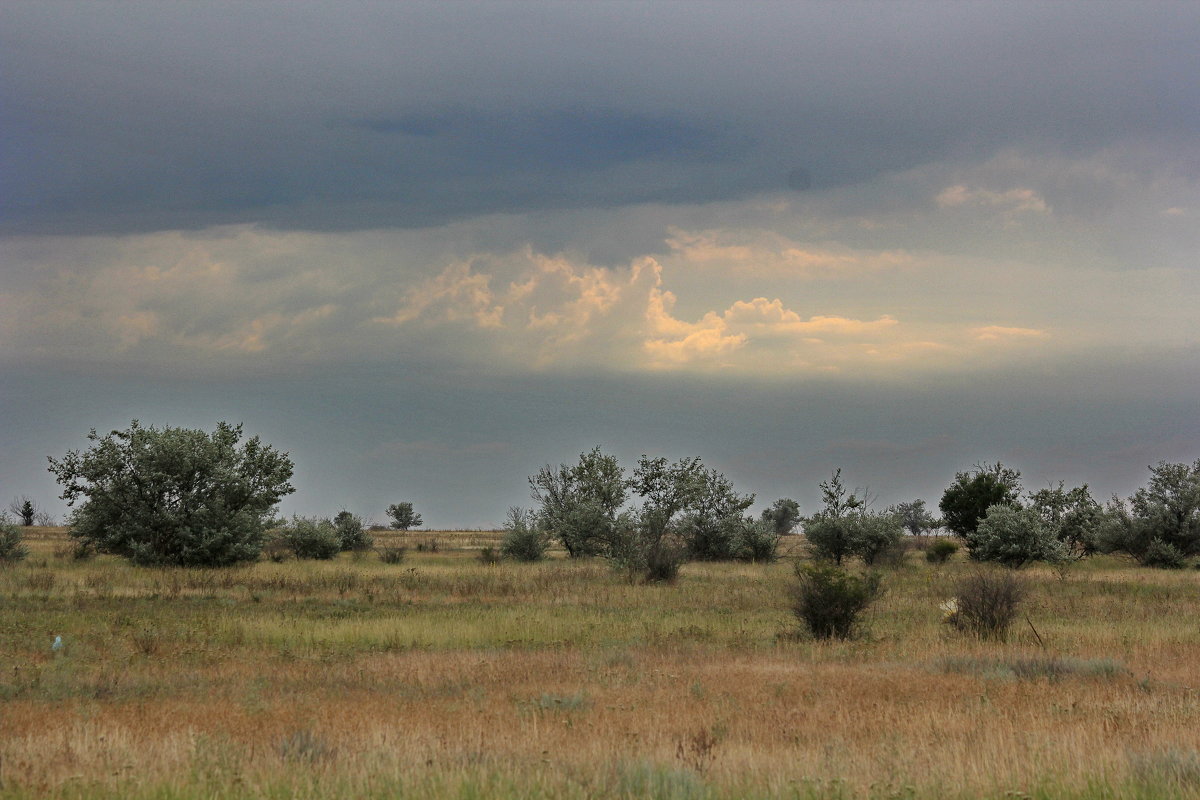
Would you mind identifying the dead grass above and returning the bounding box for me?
[0,530,1198,798]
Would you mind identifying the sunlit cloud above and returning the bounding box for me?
[936,185,1050,215]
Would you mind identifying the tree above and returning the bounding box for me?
[762,498,801,535]
[1027,482,1102,556]
[8,496,39,527]
[530,447,626,558]
[1096,460,1200,566]
[47,421,294,567]
[939,462,1022,537]
[386,502,422,531]
[333,511,372,551]
[802,469,864,564]
[889,499,939,536]
[968,504,1066,568]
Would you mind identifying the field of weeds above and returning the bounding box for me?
[1,529,1199,799]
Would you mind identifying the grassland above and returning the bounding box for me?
[1,528,1199,799]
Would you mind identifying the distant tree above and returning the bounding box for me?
[889,499,939,536]
[8,496,38,527]
[47,421,294,567]
[803,469,864,565]
[761,498,801,535]
[1027,482,1102,556]
[530,447,626,558]
[939,462,1022,538]
[386,502,422,531]
[1096,460,1200,566]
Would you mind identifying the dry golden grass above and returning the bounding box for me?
[1,531,1198,798]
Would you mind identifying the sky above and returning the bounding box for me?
[2,1,1198,528]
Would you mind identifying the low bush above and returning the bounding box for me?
[500,507,549,562]
[791,562,883,640]
[478,546,501,565]
[926,539,959,564]
[377,545,407,564]
[277,517,341,560]
[948,571,1026,641]
[737,518,781,562]
[1141,537,1188,569]
[333,511,373,552]
[0,516,28,563]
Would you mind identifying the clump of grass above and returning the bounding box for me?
[377,545,407,565]
[946,570,1025,641]
[415,537,441,553]
[1128,747,1200,790]
[939,655,1129,681]
[534,691,589,712]
[791,561,882,640]
[276,729,335,765]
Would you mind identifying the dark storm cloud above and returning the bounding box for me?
[3,1,1197,233]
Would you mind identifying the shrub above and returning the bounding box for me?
[948,571,1026,641]
[791,562,883,640]
[377,545,407,564]
[851,511,905,565]
[333,511,373,552]
[737,518,781,562]
[1096,461,1200,566]
[0,515,29,563]
[1141,537,1187,569]
[926,539,959,564]
[478,546,500,565]
[500,507,549,562]
[968,504,1066,568]
[277,516,341,560]
[47,420,294,567]
[609,511,687,583]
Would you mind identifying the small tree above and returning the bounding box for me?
[802,469,863,564]
[500,507,550,562]
[889,499,939,536]
[761,498,801,535]
[530,447,627,558]
[0,514,29,563]
[48,421,294,567]
[850,511,905,565]
[386,502,422,531]
[968,504,1066,568]
[939,462,1021,537]
[1096,460,1200,566]
[333,511,372,551]
[1027,482,1103,557]
[8,497,39,527]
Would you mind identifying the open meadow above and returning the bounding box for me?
[2,529,1199,799]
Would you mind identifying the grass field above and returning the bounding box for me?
[2,528,1199,799]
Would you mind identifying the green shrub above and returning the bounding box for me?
[0,516,29,563]
[851,511,905,565]
[478,546,500,565]
[333,511,372,552]
[737,518,781,562]
[278,517,341,560]
[1141,537,1187,569]
[48,420,293,567]
[791,562,882,640]
[968,504,1066,568]
[500,507,549,562]
[926,539,959,563]
[948,571,1025,641]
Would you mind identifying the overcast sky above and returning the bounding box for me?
[2,2,1197,527]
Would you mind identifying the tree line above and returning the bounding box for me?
[1,421,1196,574]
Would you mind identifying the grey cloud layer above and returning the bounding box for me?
[4,2,1198,233]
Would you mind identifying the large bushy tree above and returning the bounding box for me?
[1097,460,1200,566]
[940,462,1022,537]
[530,447,626,557]
[48,421,294,567]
